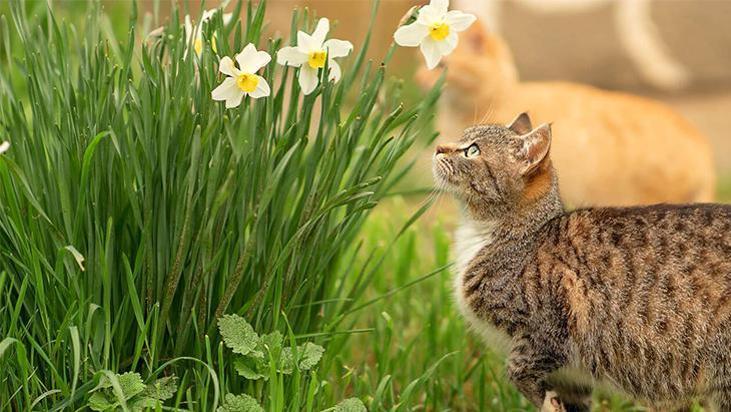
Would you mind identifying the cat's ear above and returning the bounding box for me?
[465,20,488,53]
[516,124,552,175]
[507,112,532,135]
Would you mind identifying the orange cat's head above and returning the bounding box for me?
[415,20,518,104]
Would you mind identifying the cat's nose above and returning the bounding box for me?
[435,145,451,155]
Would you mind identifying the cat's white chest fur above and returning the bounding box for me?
[453,219,513,354]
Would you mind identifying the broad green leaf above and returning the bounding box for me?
[218,314,259,356]
[334,398,367,412]
[141,375,178,400]
[130,397,161,412]
[297,342,325,370]
[217,393,264,412]
[279,347,295,374]
[96,372,146,400]
[87,392,114,411]
[279,342,324,373]
[259,331,283,357]
[234,357,267,380]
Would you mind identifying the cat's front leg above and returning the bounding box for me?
[507,335,564,408]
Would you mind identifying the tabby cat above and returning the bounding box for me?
[420,21,716,208]
[434,115,731,411]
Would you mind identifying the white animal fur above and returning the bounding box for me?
[452,217,513,354]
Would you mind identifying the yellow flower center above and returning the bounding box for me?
[308,50,327,69]
[194,36,217,55]
[211,36,218,53]
[194,38,203,55]
[429,22,450,41]
[236,73,259,93]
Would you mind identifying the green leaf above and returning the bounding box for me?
[87,392,114,411]
[334,398,367,412]
[141,375,178,400]
[279,342,325,374]
[297,342,325,371]
[217,393,264,412]
[218,314,259,356]
[130,397,161,412]
[259,331,283,357]
[117,372,146,400]
[279,347,295,375]
[96,372,146,400]
[233,357,267,380]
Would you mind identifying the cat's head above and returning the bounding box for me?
[432,113,555,218]
[415,19,518,99]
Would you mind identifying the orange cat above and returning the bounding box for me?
[417,21,716,207]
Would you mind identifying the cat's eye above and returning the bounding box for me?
[464,144,480,158]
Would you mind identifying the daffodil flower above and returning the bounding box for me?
[0,141,9,155]
[394,0,476,69]
[212,44,271,108]
[184,9,233,57]
[276,18,353,95]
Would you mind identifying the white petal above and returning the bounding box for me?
[429,0,449,14]
[323,39,353,58]
[419,37,443,70]
[222,13,234,25]
[297,31,320,53]
[0,141,10,155]
[445,10,476,31]
[236,44,271,73]
[394,22,429,47]
[212,78,241,101]
[225,93,244,109]
[435,31,458,56]
[219,56,239,77]
[417,5,446,26]
[277,46,308,67]
[201,9,217,21]
[328,60,342,83]
[298,66,319,95]
[312,18,330,46]
[248,75,271,99]
[184,15,194,38]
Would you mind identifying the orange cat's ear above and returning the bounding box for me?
[508,112,532,135]
[517,124,552,175]
[464,19,489,53]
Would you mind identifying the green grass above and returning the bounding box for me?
[0,0,441,409]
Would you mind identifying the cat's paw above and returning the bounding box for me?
[541,391,567,412]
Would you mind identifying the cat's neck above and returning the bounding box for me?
[461,170,565,246]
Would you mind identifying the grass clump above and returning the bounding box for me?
[0,0,439,409]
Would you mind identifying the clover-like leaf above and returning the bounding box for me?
[279,342,325,373]
[298,342,325,370]
[217,393,264,412]
[95,372,146,401]
[218,314,259,356]
[334,398,367,412]
[259,331,283,356]
[119,372,146,398]
[130,397,162,412]
[88,392,114,411]
[279,347,295,374]
[234,357,267,380]
[141,375,178,400]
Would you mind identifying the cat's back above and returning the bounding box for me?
[498,82,716,206]
[538,204,731,400]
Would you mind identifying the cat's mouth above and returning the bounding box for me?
[432,155,458,189]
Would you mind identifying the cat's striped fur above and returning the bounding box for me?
[434,116,731,411]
